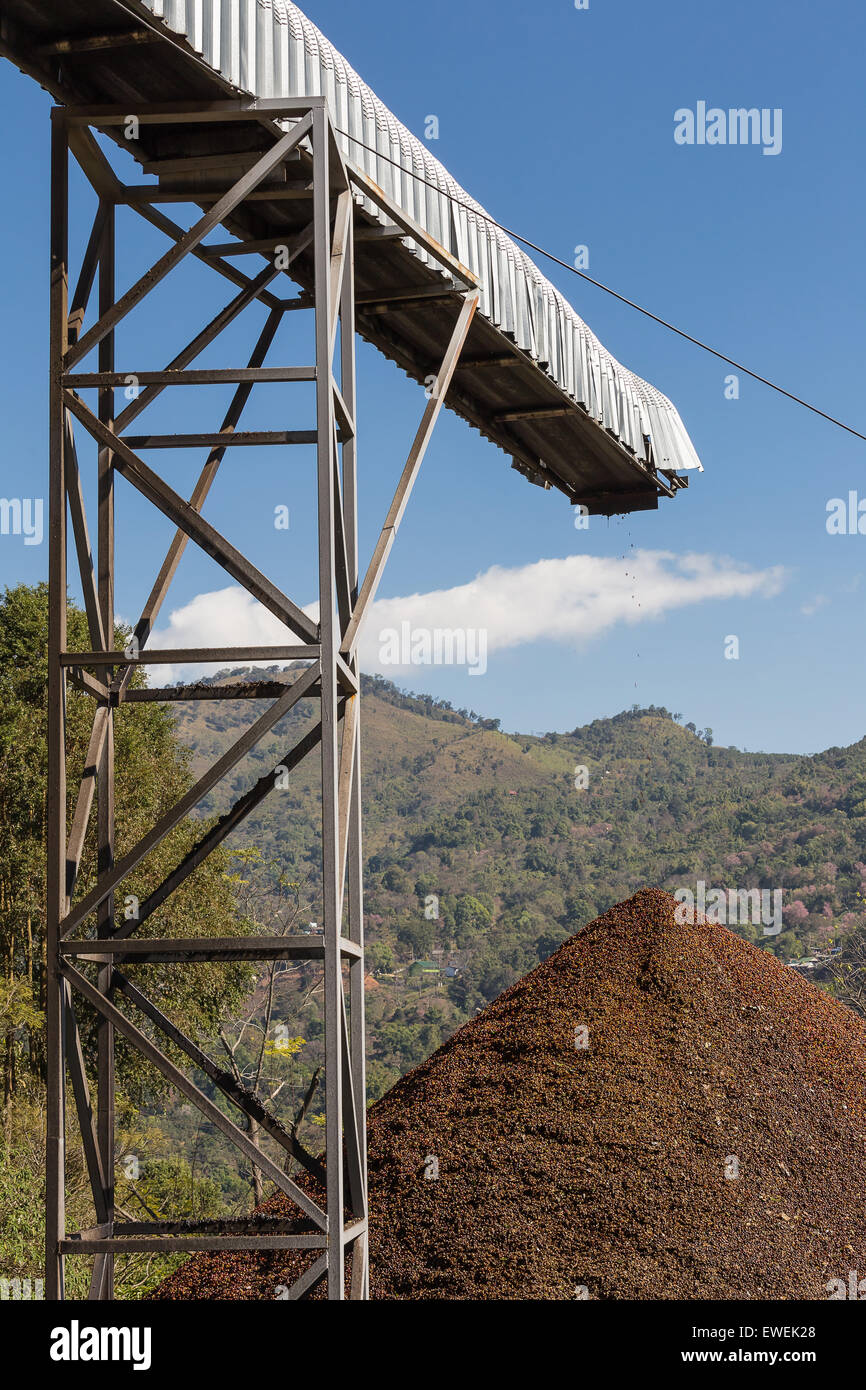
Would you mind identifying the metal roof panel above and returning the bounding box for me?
[138,0,703,481]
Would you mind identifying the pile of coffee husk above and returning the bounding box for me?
[155,889,866,1300]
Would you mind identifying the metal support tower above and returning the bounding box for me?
[45,96,479,1300]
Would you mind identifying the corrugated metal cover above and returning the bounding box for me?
[140,0,702,475]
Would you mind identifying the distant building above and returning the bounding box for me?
[408,960,440,978]
[787,946,841,971]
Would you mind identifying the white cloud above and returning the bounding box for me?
[148,586,318,684]
[361,550,787,673]
[148,550,786,683]
[801,594,828,617]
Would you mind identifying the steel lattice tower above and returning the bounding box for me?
[45,96,479,1300]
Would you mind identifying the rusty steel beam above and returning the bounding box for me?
[58,937,362,963]
[66,366,314,388]
[61,645,318,666]
[63,392,319,642]
[340,290,480,656]
[95,188,117,1299]
[110,972,326,1186]
[65,113,314,368]
[60,1236,328,1254]
[111,304,286,705]
[65,123,285,316]
[107,715,330,940]
[60,665,321,938]
[61,959,327,1230]
[45,111,69,1302]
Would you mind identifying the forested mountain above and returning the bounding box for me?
[170,665,866,1097]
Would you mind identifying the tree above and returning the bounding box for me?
[398,920,434,959]
[0,584,255,1294]
[367,941,395,974]
[819,929,866,1017]
[382,866,410,894]
[0,585,252,1102]
[453,894,492,947]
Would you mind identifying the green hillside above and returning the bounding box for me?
[170,668,866,1096]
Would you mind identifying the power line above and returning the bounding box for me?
[334,125,866,445]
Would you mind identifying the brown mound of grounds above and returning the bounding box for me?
[155,889,866,1300]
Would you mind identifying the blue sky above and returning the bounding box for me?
[0,0,864,753]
